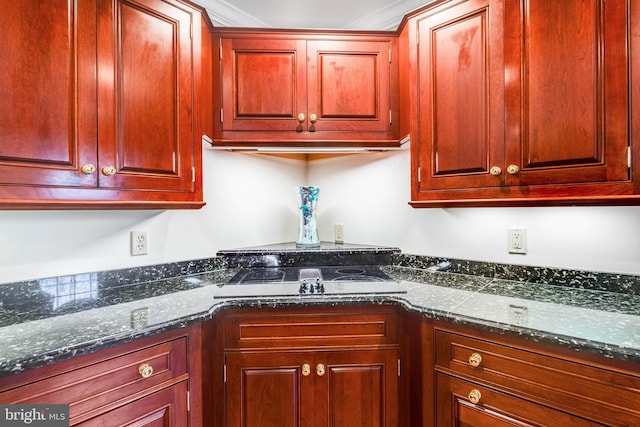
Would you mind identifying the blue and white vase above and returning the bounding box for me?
[295,186,320,248]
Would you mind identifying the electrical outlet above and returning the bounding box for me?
[334,224,344,244]
[131,231,148,256]
[509,304,528,326]
[508,228,527,254]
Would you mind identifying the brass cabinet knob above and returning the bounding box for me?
[489,166,502,176]
[81,164,96,174]
[468,389,482,404]
[102,166,117,176]
[302,363,311,377]
[138,363,153,378]
[468,352,483,368]
[507,164,520,175]
[309,113,318,123]
[297,113,306,123]
[316,363,325,377]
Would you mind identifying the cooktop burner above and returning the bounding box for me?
[214,265,406,298]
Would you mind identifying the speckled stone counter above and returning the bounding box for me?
[0,244,638,378]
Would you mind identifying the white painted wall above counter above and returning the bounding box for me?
[1,147,639,284]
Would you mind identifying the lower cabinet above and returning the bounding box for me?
[0,326,201,426]
[436,374,604,426]
[220,306,401,427]
[433,322,640,426]
[75,381,188,427]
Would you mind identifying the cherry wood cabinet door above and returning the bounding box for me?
[224,349,399,427]
[224,352,314,427]
[503,0,630,187]
[415,0,505,192]
[76,382,189,427]
[306,40,392,134]
[315,349,399,427]
[96,0,196,192]
[0,0,98,188]
[220,37,308,132]
[436,374,605,426]
[409,0,637,206]
[214,32,400,145]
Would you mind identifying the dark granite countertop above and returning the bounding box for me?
[0,244,638,377]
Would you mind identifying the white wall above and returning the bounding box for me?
[310,147,640,275]
[1,145,639,284]
[0,149,305,284]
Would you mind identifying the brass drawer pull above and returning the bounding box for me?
[468,389,482,404]
[138,363,153,378]
[102,166,117,176]
[81,164,96,174]
[302,363,311,377]
[316,363,325,377]
[468,352,483,367]
[507,164,520,175]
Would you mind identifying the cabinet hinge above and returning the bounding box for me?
[398,359,401,377]
[628,146,632,169]
[416,28,419,45]
[219,39,223,60]
[223,364,227,383]
[192,166,196,183]
[190,23,193,39]
[220,108,224,123]
[417,167,421,183]
[187,391,191,412]
[389,48,392,63]
[389,110,393,125]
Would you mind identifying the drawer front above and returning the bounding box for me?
[436,373,608,427]
[224,306,399,350]
[0,337,188,422]
[435,328,640,425]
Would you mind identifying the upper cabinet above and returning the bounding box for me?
[211,29,403,149]
[0,0,208,209]
[403,0,640,206]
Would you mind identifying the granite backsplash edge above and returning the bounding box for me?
[1,251,638,299]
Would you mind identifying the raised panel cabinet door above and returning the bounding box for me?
[224,352,314,427]
[314,350,399,427]
[97,0,196,192]
[415,0,506,192]
[503,0,630,186]
[306,40,392,133]
[220,37,308,132]
[75,382,189,427]
[0,0,97,188]
[436,374,605,426]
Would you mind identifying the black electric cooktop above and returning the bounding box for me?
[212,265,406,298]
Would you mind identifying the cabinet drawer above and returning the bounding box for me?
[223,306,399,350]
[436,373,607,426]
[0,337,188,423]
[435,328,640,425]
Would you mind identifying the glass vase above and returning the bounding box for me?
[295,186,320,248]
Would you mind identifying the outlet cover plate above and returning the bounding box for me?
[508,228,527,254]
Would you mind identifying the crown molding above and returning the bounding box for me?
[201,0,437,31]
[204,0,272,27]
[343,0,435,30]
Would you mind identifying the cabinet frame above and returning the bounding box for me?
[211,28,403,149]
[402,0,640,207]
[0,0,208,209]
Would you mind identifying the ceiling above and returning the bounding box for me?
[192,0,434,30]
